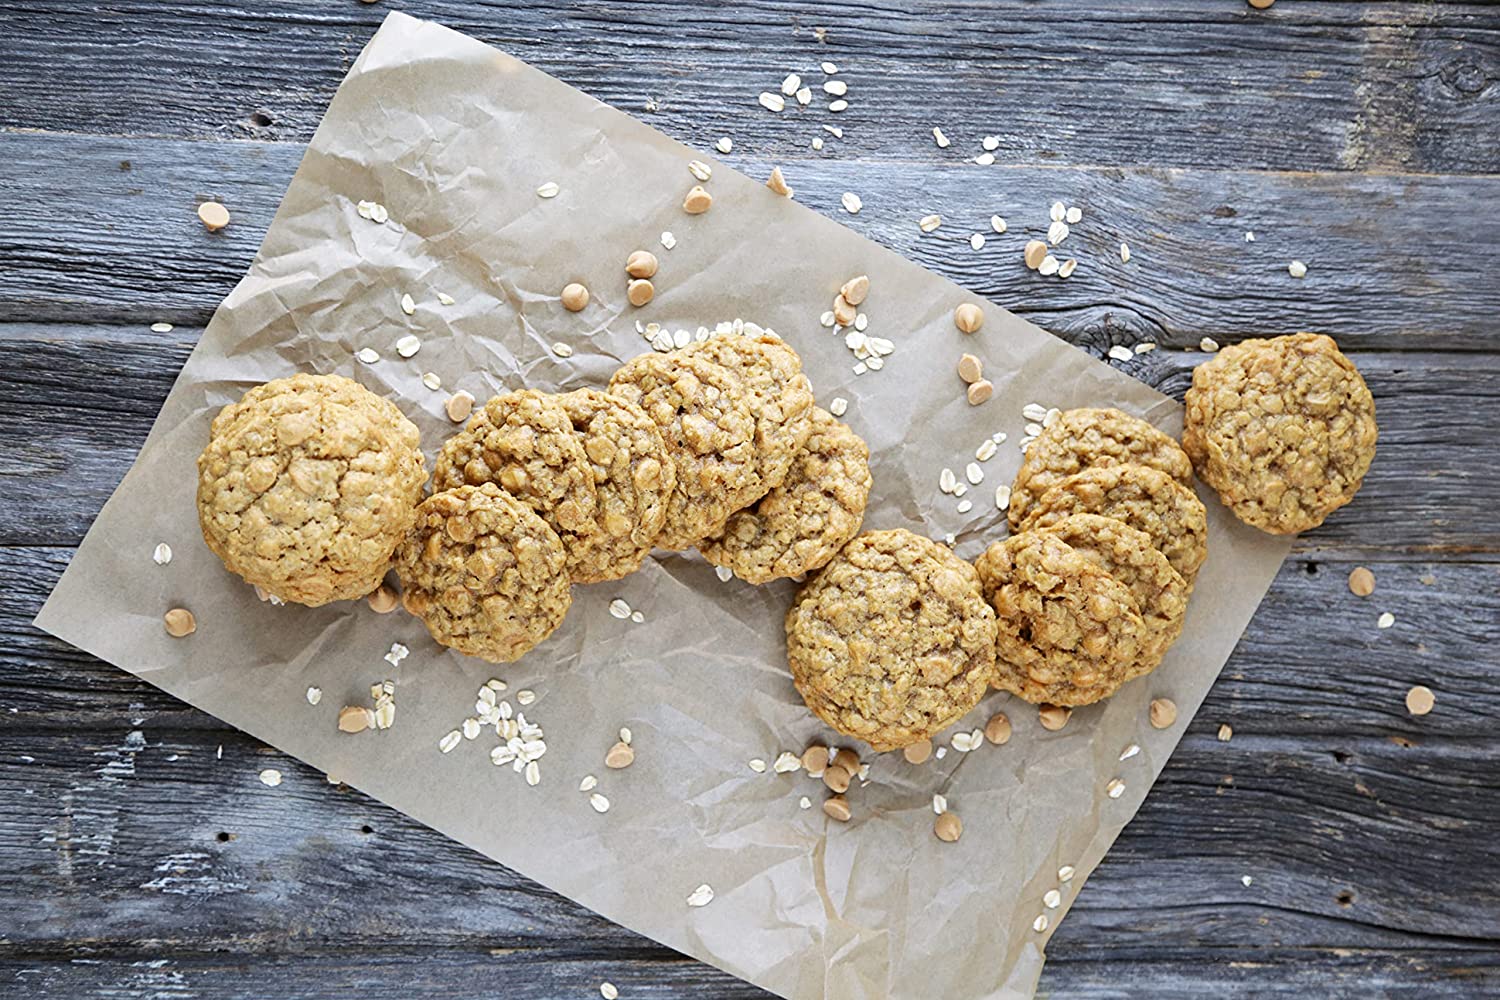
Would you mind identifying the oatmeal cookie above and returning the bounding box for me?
[1019,464,1209,582]
[1037,514,1188,677]
[196,373,426,606]
[1182,333,1376,534]
[785,529,997,752]
[975,531,1148,706]
[554,388,676,584]
[432,389,599,550]
[678,332,815,493]
[608,352,762,550]
[698,407,871,583]
[1008,407,1192,529]
[395,484,571,662]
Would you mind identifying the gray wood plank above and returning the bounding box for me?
[0,1,1496,175]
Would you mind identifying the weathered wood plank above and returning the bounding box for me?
[3,132,1497,348]
[3,322,1495,553]
[0,1,1496,175]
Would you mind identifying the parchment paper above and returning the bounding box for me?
[36,13,1292,999]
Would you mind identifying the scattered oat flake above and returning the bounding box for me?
[1059,865,1076,882]
[991,216,1007,234]
[1058,259,1077,279]
[1048,221,1070,245]
[580,775,598,792]
[1038,255,1060,276]
[1377,611,1395,629]
[829,396,849,417]
[932,126,950,148]
[716,136,733,154]
[384,643,408,667]
[1289,260,1308,278]
[536,182,560,198]
[439,731,461,754]
[1134,342,1157,354]
[517,690,536,706]
[1106,777,1126,799]
[773,752,801,774]
[935,747,947,759]
[259,768,282,787]
[841,192,862,214]
[395,334,420,358]
[781,73,801,96]
[748,758,767,773]
[1120,743,1140,761]
[590,792,610,813]
[600,983,619,1000]
[421,372,442,391]
[1065,206,1082,224]
[1033,914,1049,933]
[1217,724,1233,742]
[759,92,785,112]
[1242,875,1254,888]
[932,793,948,815]
[811,136,824,151]
[688,159,712,182]
[306,686,322,706]
[823,125,843,139]
[437,291,455,306]
[714,565,734,582]
[356,347,379,364]
[970,233,985,251]
[1044,889,1062,908]
[956,499,974,515]
[150,321,173,333]
[919,214,942,233]
[1245,231,1256,242]
[462,718,481,740]
[1107,345,1134,362]
[552,342,574,359]
[1120,242,1132,263]
[822,61,839,74]
[608,599,631,619]
[1200,337,1220,353]
[974,152,995,166]
[982,136,1000,151]
[976,439,997,462]
[152,542,173,565]
[800,796,812,809]
[824,79,847,96]
[994,485,1012,510]
[660,231,676,250]
[829,99,849,112]
[399,294,416,316]
[687,884,715,907]
[1050,202,1066,223]
[525,760,541,786]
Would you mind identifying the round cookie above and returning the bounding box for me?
[197,373,426,607]
[1019,464,1209,582]
[975,531,1148,706]
[554,388,677,584]
[698,407,871,583]
[432,389,599,549]
[1037,513,1188,678]
[785,529,998,752]
[678,333,815,493]
[607,352,762,551]
[1183,333,1376,534]
[395,484,571,663]
[1008,407,1193,530]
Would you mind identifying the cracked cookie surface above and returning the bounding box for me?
[785,529,997,752]
[698,407,871,583]
[196,373,426,606]
[395,484,571,663]
[1183,333,1376,534]
[975,531,1147,706]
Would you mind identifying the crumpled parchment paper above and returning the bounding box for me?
[36,13,1292,999]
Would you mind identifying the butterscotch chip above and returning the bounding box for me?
[1405,685,1435,716]
[953,303,984,334]
[984,713,1011,745]
[1183,333,1376,534]
[958,354,983,384]
[1024,240,1047,269]
[785,529,998,752]
[1020,464,1209,582]
[433,389,600,555]
[627,279,655,307]
[683,185,713,214]
[833,294,857,327]
[934,811,963,842]
[766,166,793,197]
[625,250,659,279]
[197,201,230,231]
[698,407,870,583]
[1038,514,1189,678]
[196,374,426,606]
[822,764,852,793]
[823,795,852,822]
[976,532,1147,706]
[1149,697,1177,728]
[338,705,374,733]
[561,282,590,312]
[395,484,570,663]
[445,390,474,424]
[1348,566,1376,597]
[1038,703,1072,730]
[163,607,196,637]
[366,584,400,614]
[608,352,761,550]
[605,741,636,768]
[967,380,994,406]
[554,388,677,583]
[903,738,933,764]
[1008,408,1193,529]
[840,275,870,307]
[832,748,860,773]
[801,745,830,776]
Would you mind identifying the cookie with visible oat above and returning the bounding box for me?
[395,484,571,663]
[608,352,762,550]
[1008,407,1192,530]
[196,373,427,607]
[1019,464,1209,582]
[785,529,997,752]
[698,407,871,584]
[975,531,1148,706]
[554,388,676,584]
[1183,333,1376,534]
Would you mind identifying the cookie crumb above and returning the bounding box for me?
[1405,685,1435,716]
[934,811,962,842]
[1348,567,1375,596]
[338,705,374,733]
[1149,698,1178,729]
[163,607,196,637]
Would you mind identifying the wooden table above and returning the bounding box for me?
[3,2,1497,996]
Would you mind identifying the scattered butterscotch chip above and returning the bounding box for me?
[163,607,196,637]
[1149,697,1178,729]
[822,763,852,793]
[197,201,230,232]
[366,584,399,614]
[967,379,994,406]
[683,185,713,214]
[627,279,655,307]
[338,705,375,733]
[1038,704,1072,731]
[1248,0,1275,8]
[605,740,636,769]
[934,811,963,842]
[1348,566,1375,597]
[958,353,983,384]
[444,389,475,424]
[840,275,870,307]
[1217,724,1233,742]
[561,282,590,312]
[985,712,1011,745]
[833,294,857,327]
[832,747,860,773]
[953,303,984,334]
[823,795,852,822]
[766,166,793,197]
[625,250,659,279]
[1024,240,1048,270]
[903,738,933,764]
[801,745,830,776]
[1405,685,1435,716]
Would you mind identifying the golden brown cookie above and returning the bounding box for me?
[678,332,815,493]
[607,352,762,550]
[432,389,599,550]
[554,388,676,584]
[975,531,1147,706]
[1008,407,1192,529]
[1037,513,1188,678]
[395,484,571,663]
[785,529,998,752]
[196,373,426,606]
[1019,464,1209,582]
[1183,333,1376,534]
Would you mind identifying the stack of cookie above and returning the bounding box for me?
[977,407,1205,706]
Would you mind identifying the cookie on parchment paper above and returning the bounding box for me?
[1183,333,1376,535]
[785,529,997,752]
